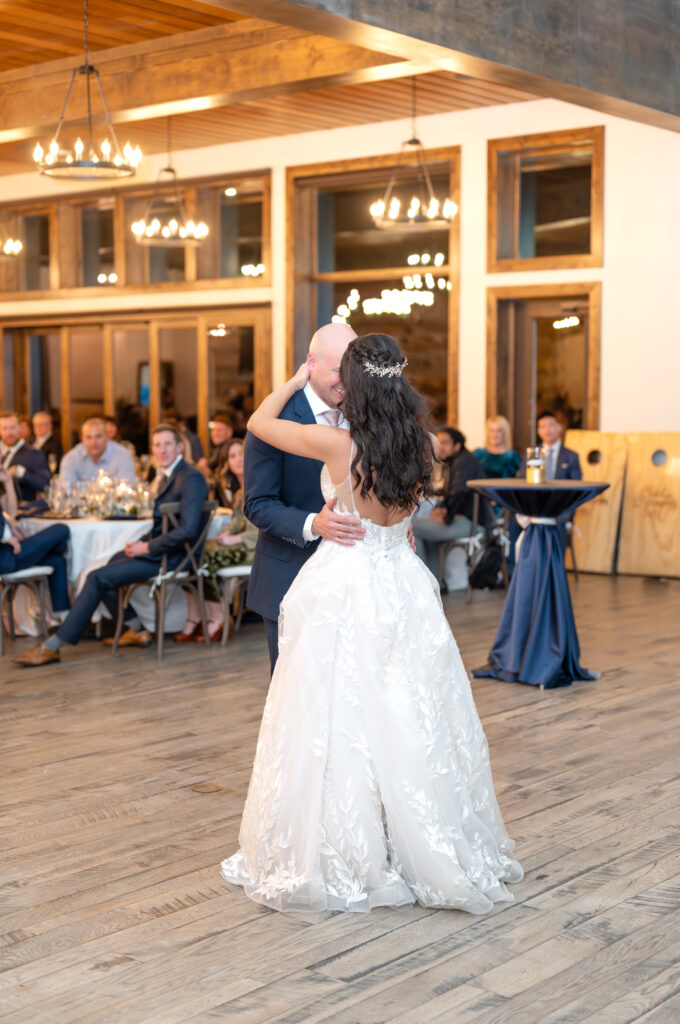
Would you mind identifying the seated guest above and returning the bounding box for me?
[171,411,204,464]
[0,410,50,501]
[1,510,70,623]
[104,416,119,441]
[214,438,243,507]
[198,413,234,478]
[0,466,18,517]
[474,415,521,480]
[413,428,485,581]
[19,416,33,443]
[176,438,256,643]
[32,410,63,472]
[60,417,137,487]
[507,410,582,575]
[12,424,208,667]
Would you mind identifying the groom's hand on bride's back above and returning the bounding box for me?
[312,497,365,546]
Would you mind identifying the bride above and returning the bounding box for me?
[221,333,522,914]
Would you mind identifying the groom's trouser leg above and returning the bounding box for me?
[56,553,160,645]
[263,617,279,677]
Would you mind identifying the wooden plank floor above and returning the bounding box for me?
[1,574,679,1024]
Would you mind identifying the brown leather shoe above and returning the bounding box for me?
[104,628,152,648]
[12,643,61,667]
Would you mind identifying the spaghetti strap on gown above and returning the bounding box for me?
[221,444,523,913]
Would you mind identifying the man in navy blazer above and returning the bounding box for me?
[508,411,582,574]
[0,411,50,502]
[13,424,209,667]
[244,322,362,673]
[0,513,70,619]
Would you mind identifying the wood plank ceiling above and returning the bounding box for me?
[0,0,535,177]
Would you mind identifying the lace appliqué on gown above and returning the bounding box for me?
[221,460,523,913]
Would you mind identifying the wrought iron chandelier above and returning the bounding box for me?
[130,121,209,247]
[32,0,142,179]
[369,78,457,229]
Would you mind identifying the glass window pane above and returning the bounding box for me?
[158,326,197,425]
[81,205,115,286]
[318,173,450,273]
[496,145,593,261]
[113,326,150,454]
[70,329,103,436]
[149,244,185,284]
[195,181,265,280]
[208,323,254,437]
[20,213,50,290]
[323,276,449,421]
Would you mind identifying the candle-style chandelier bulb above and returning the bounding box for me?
[32,0,142,180]
[370,78,457,230]
[131,120,208,248]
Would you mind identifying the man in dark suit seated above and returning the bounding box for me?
[507,410,582,575]
[0,513,70,622]
[0,410,50,502]
[12,424,208,668]
[244,322,362,674]
[32,410,63,473]
[412,428,486,584]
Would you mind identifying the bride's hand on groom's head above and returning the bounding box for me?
[312,498,365,546]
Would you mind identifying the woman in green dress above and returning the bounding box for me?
[175,438,256,644]
[473,415,521,480]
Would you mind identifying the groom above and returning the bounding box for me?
[244,322,364,673]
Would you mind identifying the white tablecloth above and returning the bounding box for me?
[17,513,231,634]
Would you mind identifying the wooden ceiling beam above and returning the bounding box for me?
[194,0,680,133]
[0,18,432,143]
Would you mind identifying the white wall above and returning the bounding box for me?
[2,98,679,445]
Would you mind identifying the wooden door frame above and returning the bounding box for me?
[486,281,602,431]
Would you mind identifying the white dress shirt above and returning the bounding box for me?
[1,439,27,477]
[301,381,349,543]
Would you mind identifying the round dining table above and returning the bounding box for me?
[467,479,609,689]
[18,511,231,634]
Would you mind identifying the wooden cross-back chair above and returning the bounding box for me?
[111,500,217,660]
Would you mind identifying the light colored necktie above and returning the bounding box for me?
[547,446,557,478]
[321,410,340,427]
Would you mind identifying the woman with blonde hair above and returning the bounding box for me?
[473,415,521,479]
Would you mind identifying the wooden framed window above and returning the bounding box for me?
[0,172,270,297]
[287,149,460,424]
[488,126,604,272]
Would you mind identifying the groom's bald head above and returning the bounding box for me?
[307,322,357,408]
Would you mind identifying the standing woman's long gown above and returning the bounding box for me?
[221,449,523,913]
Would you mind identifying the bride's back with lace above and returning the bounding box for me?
[322,436,414,528]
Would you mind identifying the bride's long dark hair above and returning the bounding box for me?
[339,333,434,510]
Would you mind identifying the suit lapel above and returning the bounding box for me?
[292,388,316,426]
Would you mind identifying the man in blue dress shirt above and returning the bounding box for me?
[59,417,137,486]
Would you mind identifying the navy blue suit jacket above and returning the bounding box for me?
[552,445,582,481]
[244,389,324,621]
[143,459,209,564]
[5,443,50,501]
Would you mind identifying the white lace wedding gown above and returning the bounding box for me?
[221,455,523,913]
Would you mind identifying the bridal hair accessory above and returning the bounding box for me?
[362,357,408,378]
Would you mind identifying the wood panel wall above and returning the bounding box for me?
[618,432,680,579]
[565,430,628,575]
